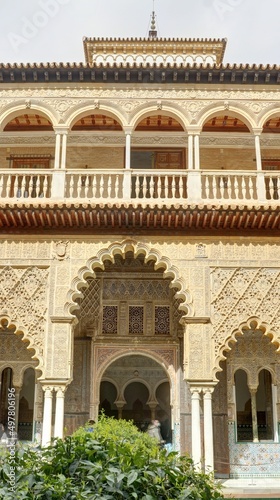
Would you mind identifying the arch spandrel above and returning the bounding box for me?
[65,239,194,318]
[213,316,280,381]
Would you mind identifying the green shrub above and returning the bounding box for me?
[0,415,224,499]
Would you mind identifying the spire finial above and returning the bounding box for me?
[149,0,157,38]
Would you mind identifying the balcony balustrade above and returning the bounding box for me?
[0,168,279,205]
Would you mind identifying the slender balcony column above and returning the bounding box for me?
[253,130,266,202]
[191,388,202,470]
[194,134,200,170]
[254,133,262,171]
[203,388,214,472]
[54,132,61,170]
[54,386,66,440]
[41,386,54,446]
[125,131,131,169]
[250,388,259,443]
[60,132,68,170]
[188,134,194,169]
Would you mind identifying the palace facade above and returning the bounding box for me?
[0,16,280,479]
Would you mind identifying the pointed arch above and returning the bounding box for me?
[65,239,193,317]
[213,316,280,380]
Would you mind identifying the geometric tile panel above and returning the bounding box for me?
[228,422,280,478]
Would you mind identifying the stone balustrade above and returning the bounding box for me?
[0,168,278,205]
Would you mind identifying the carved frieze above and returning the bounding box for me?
[211,267,280,365]
[0,266,48,370]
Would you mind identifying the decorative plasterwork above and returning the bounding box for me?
[94,345,177,387]
[0,266,49,373]
[1,87,280,102]
[83,37,226,66]
[211,267,280,377]
[65,239,193,318]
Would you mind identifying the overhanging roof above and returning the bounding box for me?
[0,202,280,233]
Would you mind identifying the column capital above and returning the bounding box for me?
[123,126,133,135]
[41,385,55,394]
[54,386,67,397]
[190,387,202,396]
[187,126,202,135]
[252,127,263,136]
[202,387,215,396]
[53,126,70,135]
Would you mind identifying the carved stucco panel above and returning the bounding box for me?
[65,340,90,414]
[0,266,48,372]
[1,241,51,261]
[211,267,280,362]
[185,323,213,380]
[48,323,72,379]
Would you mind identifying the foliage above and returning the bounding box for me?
[0,415,224,499]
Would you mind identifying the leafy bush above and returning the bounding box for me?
[0,415,224,499]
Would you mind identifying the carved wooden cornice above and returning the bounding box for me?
[0,202,279,232]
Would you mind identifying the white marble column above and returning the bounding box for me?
[254,133,262,171]
[250,388,259,443]
[125,131,131,169]
[203,388,214,472]
[191,388,202,470]
[188,134,194,170]
[194,134,200,170]
[54,387,66,440]
[41,386,53,446]
[60,133,68,170]
[54,132,61,170]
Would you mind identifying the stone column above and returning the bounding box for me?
[254,133,262,171]
[54,132,61,169]
[54,386,66,440]
[115,401,125,419]
[147,402,158,421]
[41,386,54,446]
[60,132,68,170]
[188,134,194,170]
[125,131,132,169]
[194,134,200,170]
[253,129,266,202]
[250,388,259,443]
[191,388,202,470]
[203,388,214,472]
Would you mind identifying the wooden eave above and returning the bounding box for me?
[0,63,280,85]
[0,203,280,233]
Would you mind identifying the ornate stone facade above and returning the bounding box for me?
[0,28,280,479]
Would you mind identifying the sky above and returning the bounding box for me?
[0,0,279,65]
